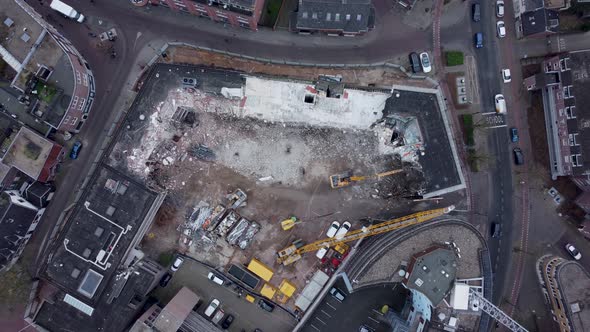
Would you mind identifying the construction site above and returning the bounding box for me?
[105,59,465,315]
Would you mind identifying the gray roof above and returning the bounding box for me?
[296,0,374,33]
[0,191,39,270]
[525,0,544,10]
[522,8,559,36]
[405,247,457,306]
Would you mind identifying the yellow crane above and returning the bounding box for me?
[329,169,403,188]
[276,205,454,266]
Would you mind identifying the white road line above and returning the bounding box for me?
[310,324,321,332]
[315,317,327,325]
[486,124,508,129]
[325,302,336,310]
[368,316,379,323]
[481,112,497,115]
[320,310,332,318]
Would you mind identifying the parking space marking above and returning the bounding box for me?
[309,324,321,331]
[325,302,337,310]
[368,316,379,323]
[320,310,332,318]
[315,317,327,325]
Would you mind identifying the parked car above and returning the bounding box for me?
[170,256,184,272]
[335,221,351,240]
[326,221,340,238]
[495,94,506,113]
[70,141,83,159]
[159,272,172,287]
[409,52,421,73]
[496,0,505,17]
[221,314,234,329]
[316,246,329,259]
[497,21,506,38]
[491,222,502,238]
[510,127,519,142]
[472,3,481,22]
[258,299,275,312]
[208,272,224,285]
[474,32,483,48]
[502,69,511,83]
[420,52,432,73]
[204,299,220,317]
[212,309,225,324]
[359,325,375,332]
[566,243,582,260]
[329,287,346,301]
[513,147,524,165]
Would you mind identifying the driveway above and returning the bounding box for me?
[153,257,297,332]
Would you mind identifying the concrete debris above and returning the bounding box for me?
[221,87,244,99]
[202,204,227,231]
[226,188,247,209]
[258,176,273,182]
[238,222,260,250]
[226,217,249,245]
[186,201,211,230]
[216,210,240,237]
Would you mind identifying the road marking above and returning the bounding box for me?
[325,302,336,310]
[309,324,321,331]
[486,124,508,129]
[320,310,332,318]
[368,316,379,323]
[481,112,497,115]
[315,317,327,325]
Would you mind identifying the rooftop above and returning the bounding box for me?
[522,8,559,36]
[0,191,40,270]
[557,261,590,332]
[153,286,201,332]
[405,246,458,306]
[0,0,44,65]
[2,126,60,181]
[567,50,590,176]
[296,0,373,33]
[42,164,160,302]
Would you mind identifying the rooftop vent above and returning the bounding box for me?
[71,268,81,279]
[94,227,104,237]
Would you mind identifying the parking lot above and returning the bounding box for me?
[154,256,297,332]
[301,279,408,332]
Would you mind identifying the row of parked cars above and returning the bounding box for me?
[409,52,432,74]
[472,0,506,48]
[317,220,352,258]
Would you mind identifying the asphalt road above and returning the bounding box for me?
[154,257,298,332]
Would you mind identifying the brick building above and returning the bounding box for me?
[145,0,265,30]
[294,0,375,36]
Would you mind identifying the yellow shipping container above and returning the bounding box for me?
[261,283,277,300]
[279,279,296,298]
[247,258,274,282]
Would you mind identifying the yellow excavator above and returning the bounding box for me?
[329,169,403,189]
[276,205,454,266]
[281,217,302,231]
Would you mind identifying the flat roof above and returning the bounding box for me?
[154,287,201,332]
[42,164,159,302]
[557,261,590,332]
[0,0,44,64]
[405,247,458,306]
[0,191,39,270]
[2,126,56,180]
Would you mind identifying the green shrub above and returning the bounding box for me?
[462,114,475,146]
[446,51,464,66]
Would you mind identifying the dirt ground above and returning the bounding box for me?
[165,46,434,89]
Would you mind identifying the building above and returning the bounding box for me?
[514,0,560,38]
[524,51,590,186]
[143,0,264,30]
[0,189,46,272]
[537,256,590,331]
[294,0,375,35]
[0,0,95,133]
[1,126,64,183]
[25,164,167,331]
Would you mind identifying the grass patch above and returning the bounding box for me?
[0,262,32,307]
[462,114,475,146]
[445,51,464,66]
[35,82,57,104]
[259,0,283,27]
[157,251,174,267]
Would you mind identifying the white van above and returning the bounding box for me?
[50,0,85,23]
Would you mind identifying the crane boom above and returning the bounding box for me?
[277,205,454,265]
[329,169,403,188]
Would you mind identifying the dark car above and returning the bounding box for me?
[409,52,421,74]
[70,141,83,159]
[258,299,275,312]
[159,272,172,287]
[510,127,519,143]
[474,33,483,48]
[513,147,524,165]
[491,222,502,238]
[472,3,481,22]
[221,314,234,329]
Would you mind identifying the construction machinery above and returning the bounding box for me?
[276,206,454,266]
[329,169,403,188]
[281,217,302,231]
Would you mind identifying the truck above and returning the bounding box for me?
[494,94,506,114]
[50,0,85,23]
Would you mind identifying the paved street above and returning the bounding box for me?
[154,257,298,332]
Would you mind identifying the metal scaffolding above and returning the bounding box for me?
[470,289,528,332]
